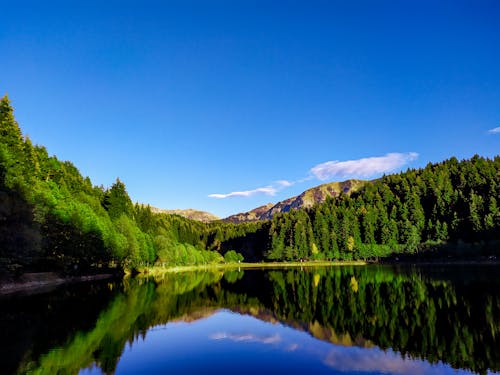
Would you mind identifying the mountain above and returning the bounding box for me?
[150,207,220,222]
[222,203,275,223]
[223,179,367,223]
[2,95,498,276]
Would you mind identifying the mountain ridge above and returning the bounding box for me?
[144,179,368,224]
[223,179,367,223]
[149,207,220,223]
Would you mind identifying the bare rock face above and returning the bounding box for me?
[223,179,367,223]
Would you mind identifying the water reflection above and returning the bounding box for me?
[1,265,499,375]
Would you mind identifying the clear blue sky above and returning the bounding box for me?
[1,1,499,218]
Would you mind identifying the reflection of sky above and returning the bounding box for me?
[80,309,492,375]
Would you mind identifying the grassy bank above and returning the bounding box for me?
[137,260,368,276]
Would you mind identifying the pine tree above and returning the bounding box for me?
[102,178,134,219]
[0,95,23,150]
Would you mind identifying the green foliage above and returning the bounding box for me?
[102,179,134,219]
[0,97,222,274]
[223,250,244,263]
[259,154,500,261]
[1,95,499,272]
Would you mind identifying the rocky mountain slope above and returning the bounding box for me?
[223,179,367,223]
[150,207,220,222]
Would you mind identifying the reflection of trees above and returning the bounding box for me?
[16,272,223,375]
[223,269,245,283]
[1,281,119,375]
[265,267,499,375]
[14,267,499,375]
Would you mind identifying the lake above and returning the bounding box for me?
[1,265,499,375]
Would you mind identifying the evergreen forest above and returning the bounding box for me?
[1,96,499,277]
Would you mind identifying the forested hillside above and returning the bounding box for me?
[1,95,498,277]
[0,96,223,276]
[207,154,499,261]
[264,155,499,260]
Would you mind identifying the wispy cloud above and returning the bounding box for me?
[488,127,500,134]
[208,152,418,199]
[275,180,294,188]
[208,186,277,199]
[310,152,418,180]
[208,179,294,199]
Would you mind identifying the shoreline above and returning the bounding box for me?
[3,258,498,293]
[0,273,116,295]
[138,257,499,276]
[137,260,368,275]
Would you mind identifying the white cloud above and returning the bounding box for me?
[275,180,294,187]
[488,127,500,134]
[310,152,418,180]
[208,180,295,199]
[209,152,418,199]
[208,186,278,199]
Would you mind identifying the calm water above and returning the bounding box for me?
[1,265,499,375]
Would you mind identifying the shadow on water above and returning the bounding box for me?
[1,265,499,374]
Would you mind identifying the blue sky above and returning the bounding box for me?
[1,1,499,218]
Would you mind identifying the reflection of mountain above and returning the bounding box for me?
[226,305,375,349]
[169,307,217,323]
[4,266,499,375]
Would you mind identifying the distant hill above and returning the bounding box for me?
[224,179,367,223]
[150,207,220,222]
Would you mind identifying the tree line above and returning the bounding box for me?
[264,154,499,260]
[1,95,499,276]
